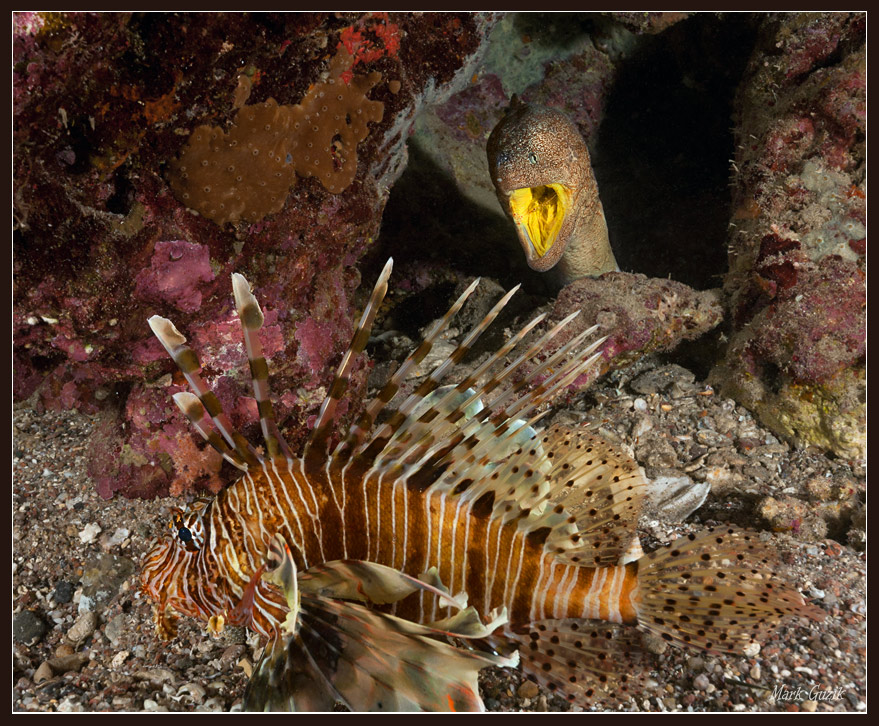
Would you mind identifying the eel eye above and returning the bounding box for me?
[528,152,538,165]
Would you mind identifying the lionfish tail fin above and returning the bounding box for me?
[633,526,826,655]
[245,554,515,712]
[231,274,295,463]
[148,315,261,469]
[305,258,394,466]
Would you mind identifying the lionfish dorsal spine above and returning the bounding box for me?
[231,273,295,464]
[400,323,606,495]
[305,257,394,466]
[352,281,522,468]
[334,276,483,468]
[170,391,249,471]
[148,314,262,468]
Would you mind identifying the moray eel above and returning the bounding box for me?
[487,100,618,286]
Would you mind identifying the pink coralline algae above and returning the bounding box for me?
[294,318,337,377]
[133,241,215,313]
[14,12,494,498]
[712,12,865,460]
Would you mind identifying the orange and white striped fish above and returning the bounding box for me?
[141,259,823,712]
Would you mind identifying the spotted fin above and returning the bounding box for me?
[500,619,648,708]
[634,525,826,654]
[533,424,647,566]
[245,540,516,712]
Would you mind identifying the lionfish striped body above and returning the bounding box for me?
[141,259,822,712]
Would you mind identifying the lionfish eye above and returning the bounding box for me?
[178,527,193,543]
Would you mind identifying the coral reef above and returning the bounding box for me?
[14,12,495,498]
[710,12,865,460]
[602,12,691,35]
[536,272,724,390]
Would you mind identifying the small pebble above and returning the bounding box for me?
[77,595,95,614]
[177,683,207,704]
[104,613,129,645]
[517,679,540,699]
[67,611,97,648]
[143,699,159,711]
[642,631,669,655]
[55,643,75,658]
[743,642,761,657]
[13,610,47,645]
[801,700,818,712]
[33,661,54,684]
[47,652,89,673]
[78,523,102,544]
[202,697,225,712]
[749,664,761,680]
[135,667,176,685]
[694,674,711,691]
[52,580,75,605]
[238,657,253,678]
[821,633,839,649]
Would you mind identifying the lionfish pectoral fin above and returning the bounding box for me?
[298,559,467,610]
[427,605,510,639]
[245,630,341,712]
[263,534,300,636]
[294,594,516,711]
[245,560,514,712]
[634,525,826,655]
[502,619,649,708]
[152,601,179,641]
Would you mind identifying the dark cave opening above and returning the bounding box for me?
[591,12,758,290]
[374,13,758,295]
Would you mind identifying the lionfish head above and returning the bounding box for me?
[140,498,226,640]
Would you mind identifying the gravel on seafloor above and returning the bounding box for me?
[13,350,866,712]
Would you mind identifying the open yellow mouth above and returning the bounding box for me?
[507,183,571,258]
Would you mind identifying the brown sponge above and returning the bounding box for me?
[168,48,384,226]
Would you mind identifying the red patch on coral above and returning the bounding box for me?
[757,232,800,262]
[761,261,798,294]
[338,11,402,75]
[848,238,866,255]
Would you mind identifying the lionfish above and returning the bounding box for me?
[141,259,822,712]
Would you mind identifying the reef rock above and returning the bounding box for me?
[13,12,496,498]
[711,12,865,460]
[536,272,724,392]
